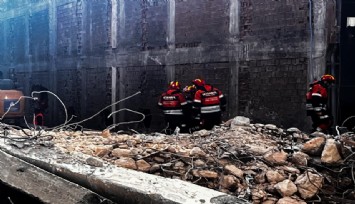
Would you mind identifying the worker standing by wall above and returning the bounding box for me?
[306,74,335,133]
[192,79,226,130]
[158,81,188,134]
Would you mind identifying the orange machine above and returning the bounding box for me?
[0,79,25,124]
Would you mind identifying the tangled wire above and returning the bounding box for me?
[0,91,145,147]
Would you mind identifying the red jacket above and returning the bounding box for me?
[193,84,226,114]
[34,112,44,126]
[306,81,332,131]
[309,82,328,112]
[158,89,187,115]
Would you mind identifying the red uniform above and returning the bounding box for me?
[158,89,187,116]
[158,82,188,134]
[193,84,226,130]
[33,112,44,126]
[306,74,335,132]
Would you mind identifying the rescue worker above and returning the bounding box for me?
[183,85,196,105]
[158,81,188,134]
[306,74,335,133]
[32,85,49,127]
[33,108,44,126]
[183,85,197,132]
[192,79,226,130]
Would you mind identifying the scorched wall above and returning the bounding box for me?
[0,0,335,131]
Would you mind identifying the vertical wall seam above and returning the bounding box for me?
[166,0,175,82]
[228,0,240,117]
[118,0,125,42]
[49,0,58,124]
[111,0,118,49]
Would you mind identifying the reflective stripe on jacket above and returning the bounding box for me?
[193,84,225,114]
[158,89,187,116]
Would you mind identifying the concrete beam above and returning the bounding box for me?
[0,141,247,204]
[0,150,113,204]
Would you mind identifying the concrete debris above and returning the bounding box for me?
[94,145,112,157]
[1,115,355,203]
[301,136,326,155]
[266,170,285,183]
[193,159,206,167]
[231,116,250,127]
[264,124,278,130]
[310,131,327,138]
[279,166,300,175]
[276,197,306,204]
[0,150,113,204]
[287,127,301,133]
[295,172,323,199]
[274,179,297,197]
[101,129,111,138]
[136,159,151,172]
[193,170,219,179]
[262,197,278,204]
[251,188,267,202]
[114,157,137,170]
[190,147,207,157]
[291,152,309,166]
[263,150,288,165]
[86,156,104,167]
[220,175,239,189]
[321,139,342,164]
[224,164,244,179]
[111,148,132,158]
[254,171,266,184]
[192,129,209,137]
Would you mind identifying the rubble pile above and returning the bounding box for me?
[6,116,355,204]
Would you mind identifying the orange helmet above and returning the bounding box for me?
[168,81,180,90]
[192,78,205,87]
[183,85,196,93]
[321,74,335,83]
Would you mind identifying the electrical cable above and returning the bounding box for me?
[341,115,355,127]
[107,107,146,131]
[57,91,141,129]
[0,91,144,146]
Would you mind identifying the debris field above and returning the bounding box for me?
[2,116,355,204]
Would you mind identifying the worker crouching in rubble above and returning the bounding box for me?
[306,74,335,133]
[192,79,226,130]
[158,81,188,134]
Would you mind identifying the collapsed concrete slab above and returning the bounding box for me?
[0,140,244,204]
[0,150,112,204]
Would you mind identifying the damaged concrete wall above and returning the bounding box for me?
[0,0,334,130]
[108,0,238,130]
[238,0,311,129]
